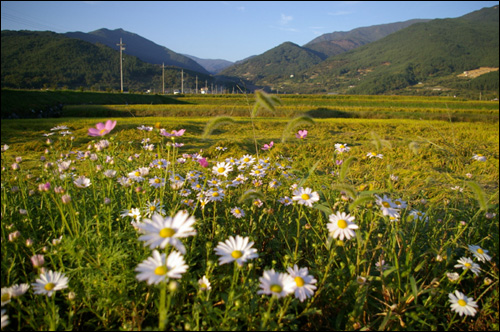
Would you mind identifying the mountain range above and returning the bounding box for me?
[1,5,498,96]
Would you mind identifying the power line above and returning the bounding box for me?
[1,5,69,32]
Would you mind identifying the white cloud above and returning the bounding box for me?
[280,13,293,25]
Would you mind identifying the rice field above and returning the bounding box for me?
[1,93,499,331]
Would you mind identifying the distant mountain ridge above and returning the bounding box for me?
[65,28,210,75]
[182,54,233,74]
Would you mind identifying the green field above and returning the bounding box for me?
[1,91,498,331]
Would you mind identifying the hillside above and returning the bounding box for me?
[304,19,430,58]
[217,42,325,89]
[1,30,214,92]
[183,54,234,74]
[65,28,209,75]
[297,5,499,95]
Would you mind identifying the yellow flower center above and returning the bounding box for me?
[154,178,161,183]
[477,248,484,254]
[301,193,310,200]
[44,282,55,291]
[99,129,107,135]
[270,284,282,293]
[340,145,345,149]
[159,228,175,238]
[244,158,250,162]
[212,192,219,197]
[464,262,472,268]
[254,170,261,174]
[294,276,305,287]
[218,167,225,173]
[201,283,208,289]
[458,299,467,307]
[1,293,11,302]
[150,206,156,211]
[382,202,391,208]
[231,250,243,259]
[337,219,348,229]
[134,171,141,177]
[234,209,240,214]
[154,266,168,276]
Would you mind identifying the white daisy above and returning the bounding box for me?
[137,211,197,254]
[231,207,245,219]
[257,269,295,298]
[32,270,69,297]
[367,152,383,159]
[327,211,359,241]
[1,309,8,329]
[207,188,225,202]
[198,275,211,291]
[449,290,478,317]
[292,187,320,207]
[214,235,258,267]
[149,176,166,188]
[73,176,91,188]
[286,265,317,302]
[135,250,188,285]
[454,257,481,276]
[143,200,166,218]
[212,162,233,177]
[472,154,487,162]
[335,143,350,153]
[468,245,492,262]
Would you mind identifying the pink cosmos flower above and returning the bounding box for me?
[160,129,186,137]
[296,130,308,139]
[88,120,117,137]
[198,158,209,168]
[261,141,274,150]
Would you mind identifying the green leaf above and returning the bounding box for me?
[201,116,236,138]
[339,156,357,182]
[465,181,488,211]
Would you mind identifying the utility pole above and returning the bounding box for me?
[116,38,126,92]
[181,69,184,94]
[162,63,165,94]
[196,75,198,94]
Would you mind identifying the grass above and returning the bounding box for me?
[0,92,499,331]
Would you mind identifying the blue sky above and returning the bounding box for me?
[1,1,498,62]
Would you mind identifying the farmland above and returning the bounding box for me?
[1,91,498,331]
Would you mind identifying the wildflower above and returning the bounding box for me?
[32,270,69,297]
[286,265,317,302]
[375,260,390,272]
[292,187,320,207]
[1,309,8,329]
[335,143,350,153]
[160,129,186,137]
[197,158,209,168]
[135,250,188,285]
[1,288,12,306]
[327,212,359,241]
[366,152,383,159]
[278,196,293,206]
[88,120,117,137]
[249,168,266,178]
[239,154,256,167]
[454,257,481,276]
[143,200,166,218]
[295,130,308,139]
[472,154,487,162]
[446,272,460,282]
[207,188,225,202]
[73,176,91,188]
[198,275,211,291]
[137,211,196,254]
[61,194,72,204]
[449,290,478,317]
[261,141,274,150]
[409,209,428,222]
[468,245,491,262]
[231,207,245,219]
[356,276,367,285]
[257,269,295,298]
[31,254,45,268]
[103,169,117,178]
[214,235,258,267]
[8,284,30,298]
[212,162,233,177]
[149,176,166,188]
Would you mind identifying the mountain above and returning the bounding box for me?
[65,28,210,75]
[304,19,430,58]
[182,54,233,74]
[297,5,499,94]
[217,19,431,89]
[217,42,325,89]
[1,30,214,91]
